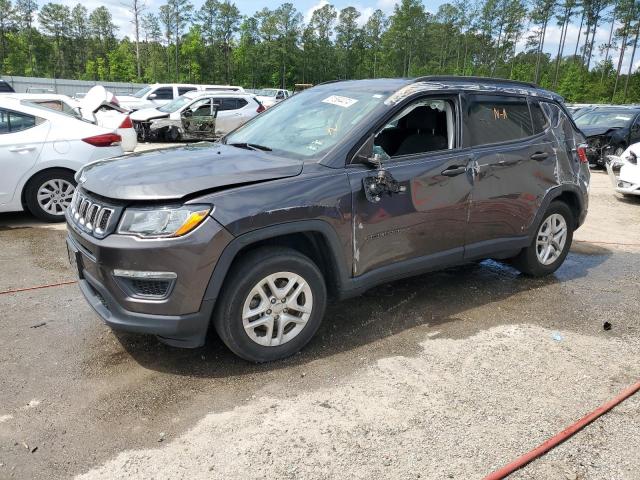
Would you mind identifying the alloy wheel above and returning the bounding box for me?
[37,179,75,216]
[242,272,313,347]
[536,213,568,265]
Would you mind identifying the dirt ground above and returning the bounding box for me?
[0,170,638,480]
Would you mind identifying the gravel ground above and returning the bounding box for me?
[0,170,639,479]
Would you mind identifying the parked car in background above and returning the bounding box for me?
[0,80,15,93]
[67,76,589,362]
[575,106,640,167]
[131,91,264,141]
[0,97,123,221]
[4,87,137,152]
[255,88,291,108]
[117,84,245,112]
[606,142,640,197]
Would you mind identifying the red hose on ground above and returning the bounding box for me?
[0,280,77,295]
[483,380,640,480]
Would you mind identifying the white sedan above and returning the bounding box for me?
[606,143,640,197]
[131,91,264,141]
[0,98,124,221]
[5,87,137,152]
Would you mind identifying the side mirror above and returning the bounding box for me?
[353,134,384,169]
[148,93,157,100]
[182,109,192,117]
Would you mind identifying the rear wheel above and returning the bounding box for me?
[24,169,76,222]
[214,247,327,362]
[512,202,574,276]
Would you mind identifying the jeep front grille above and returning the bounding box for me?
[69,190,117,238]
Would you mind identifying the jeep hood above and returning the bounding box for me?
[79,143,303,201]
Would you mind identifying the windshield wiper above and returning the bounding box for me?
[228,142,272,152]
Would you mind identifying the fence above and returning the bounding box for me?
[0,76,147,96]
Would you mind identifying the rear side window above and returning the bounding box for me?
[178,87,196,96]
[465,95,534,146]
[152,87,173,100]
[236,98,248,108]
[0,108,37,134]
[529,100,549,134]
[214,98,242,111]
[0,81,14,92]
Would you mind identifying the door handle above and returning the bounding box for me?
[9,146,36,153]
[530,152,549,161]
[441,165,467,177]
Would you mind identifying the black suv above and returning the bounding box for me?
[66,77,590,362]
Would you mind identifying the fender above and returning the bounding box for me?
[526,183,587,240]
[202,219,350,304]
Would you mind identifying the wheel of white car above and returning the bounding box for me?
[512,201,574,277]
[24,169,76,223]
[214,247,327,362]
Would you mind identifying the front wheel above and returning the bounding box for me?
[24,169,76,222]
[512,202,574,276]
[214,247,327,362]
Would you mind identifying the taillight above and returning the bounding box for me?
[256,104,265,113]
[119,116,133,129]
[111,96,120,106]
[82,133,122,147]
[576,144,588,163]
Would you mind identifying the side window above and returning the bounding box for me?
[191,99,212,117]
[465,95,534,147]
[0,109,37,134]
[178,87,196,96]
[276,91,285,100]
[529,99,549,134]
[374,98,455,159]
[236,98,248,109]
[152,87,173,100]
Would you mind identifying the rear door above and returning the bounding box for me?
[0,108,48,206]
[213,98,245,134]
[463,94,556,258]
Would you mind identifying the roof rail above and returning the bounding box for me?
[413,75,538,89]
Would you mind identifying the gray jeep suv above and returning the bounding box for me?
[66,77,590,362]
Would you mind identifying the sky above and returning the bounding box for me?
[54,0,640,73]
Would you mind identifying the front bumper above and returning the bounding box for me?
[66,213,234,347]
[606,158,640,196]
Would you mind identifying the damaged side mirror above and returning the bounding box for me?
[354,134,406,203]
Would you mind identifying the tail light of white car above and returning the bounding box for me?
[82,133,122,147]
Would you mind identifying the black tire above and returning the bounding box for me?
[213,247,327,363]
[24,169,76,223]
[512,201,574,277]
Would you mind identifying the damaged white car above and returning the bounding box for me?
[606,142,640,197]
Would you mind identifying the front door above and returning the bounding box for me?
[348,96,472,277]
[182,98,217,139]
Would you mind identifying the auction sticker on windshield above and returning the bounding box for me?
[322,95,358,108]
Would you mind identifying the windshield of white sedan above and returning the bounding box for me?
[132,86,152,98]
[576,111,634,128]
[158,96,192,113]
[225,89,386,158]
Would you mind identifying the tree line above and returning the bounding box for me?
[0,0,639,103]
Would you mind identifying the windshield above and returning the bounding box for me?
[132,86,152,98]
[575,111,635,128]
[225,88,387,159]
[158,96,192,113]
[256,89,278,97]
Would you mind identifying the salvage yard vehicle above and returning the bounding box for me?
[606,142,640,197]
[6,86,137,152]
[575,106,640,167]
[66,76,589,362]
[0,97,123,221]
[0,79,14,92]
[255,88,291,108]
[131,91,264,141]
[117,83,245,112]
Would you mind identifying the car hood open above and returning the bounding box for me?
[78,143,303,201]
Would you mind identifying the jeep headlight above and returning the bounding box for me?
[117,205,211,238]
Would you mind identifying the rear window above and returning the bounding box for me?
[178,87,196,96]
[465,95,534,147]
[0,108,37,134]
